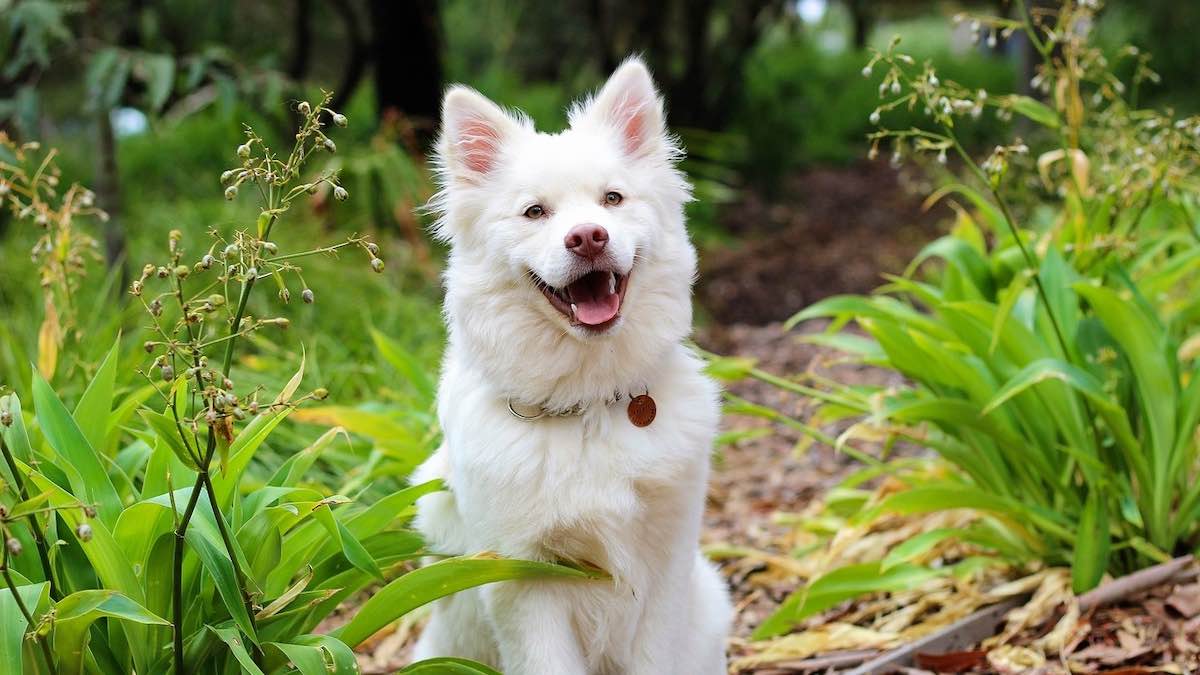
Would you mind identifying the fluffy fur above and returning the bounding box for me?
[411,57,732,675]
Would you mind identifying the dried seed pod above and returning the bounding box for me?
[301,288,314,304]
[144,341,156,354]
[370,258,385,273]
[333,186,348,201]
[298,101,311,115]
[279,288,291,304]
[0,410,11,427]
[224,185,239,200]
[6,538,21,556]
[75,524,93,542]
[237,143,252,159]
[332,113,348,127]
[161,364,175,381]
[313,387,329,400]
[83,506,96,519]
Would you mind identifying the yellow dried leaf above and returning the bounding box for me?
[37,298,61,380]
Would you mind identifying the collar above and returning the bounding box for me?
[506,391,629,421]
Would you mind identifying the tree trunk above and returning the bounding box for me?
[848,0,871,49]
[95,110,126,272]
[367,0,443,151]
[288,0,313,81]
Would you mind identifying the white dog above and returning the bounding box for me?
[410,57,731,675]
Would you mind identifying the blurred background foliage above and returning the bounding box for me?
[2,0,1199,485]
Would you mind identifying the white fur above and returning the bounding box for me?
[411,57,732,675]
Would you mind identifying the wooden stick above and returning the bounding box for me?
[844,597,1025,675]
[1077,554,1194,612]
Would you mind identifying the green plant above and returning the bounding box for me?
[711,0,1200,640]
[0,94,602,673]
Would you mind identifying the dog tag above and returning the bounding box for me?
[627,394,656,428]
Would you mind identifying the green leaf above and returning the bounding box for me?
[52,590,169,675]
[1008,95,1061,128]
[311,504,383,582]
[372,329,436,402]
[1072,489,1110,594]
[881,528,964,571]
[266,635,357,675]
[85,47,130,112]
[331,554,607,647]
[139,52,174,112]
[0,582,48,675]
[752,563,942,639]
[703,355,758,382]
[908,235,994,299]
[207,624,264,675]
[398,658,504,674]
[31,369,122,525]
[73,340,119,454]
[137,409,198,470]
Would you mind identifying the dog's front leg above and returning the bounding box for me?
[482,580,588,675]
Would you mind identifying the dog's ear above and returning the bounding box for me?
[578,57,667,160]
[438,86,520,183]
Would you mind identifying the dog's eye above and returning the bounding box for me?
[524,204,545,219]
[604,191,623,206]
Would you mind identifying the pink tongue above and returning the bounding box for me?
[568,272,620,325]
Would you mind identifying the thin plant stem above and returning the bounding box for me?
[2,544,57,675]
[200,472,263,664]
[0,438,58,600]
[171,466,206,675]
[173,213,277,672]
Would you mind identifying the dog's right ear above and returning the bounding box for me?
[437,86,520,185]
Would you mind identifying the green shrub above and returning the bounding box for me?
[711,0,1200,639]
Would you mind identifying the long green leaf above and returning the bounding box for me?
[266,635,357,675]
[52,590,169,675]
[398,658,503,674]
[0,582,48,674]
[1072,489,1110,594]
[72,340,119,454]
[31,370,122,525]
[331,554,606,647]
[752,563,942,639]
[207,624,264,675]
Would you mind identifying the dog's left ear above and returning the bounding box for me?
[578,57,667,160]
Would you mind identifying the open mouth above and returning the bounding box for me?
[532,268,631,331]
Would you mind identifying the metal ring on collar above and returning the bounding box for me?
[506,398,546,421]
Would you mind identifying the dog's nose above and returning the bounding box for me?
[564,224,609,259]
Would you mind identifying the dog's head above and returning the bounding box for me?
[430,58,697,406]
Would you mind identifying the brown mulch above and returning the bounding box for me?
[696,160,944,326]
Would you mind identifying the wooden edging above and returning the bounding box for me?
[835,555,1195,674]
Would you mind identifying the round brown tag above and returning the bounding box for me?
[627,394,656,428]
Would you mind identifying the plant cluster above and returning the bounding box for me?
[711,0,1200,641]
[0,135,106,379]
[0,94,597,674]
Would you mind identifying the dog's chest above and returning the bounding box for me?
[437,360,718,562]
